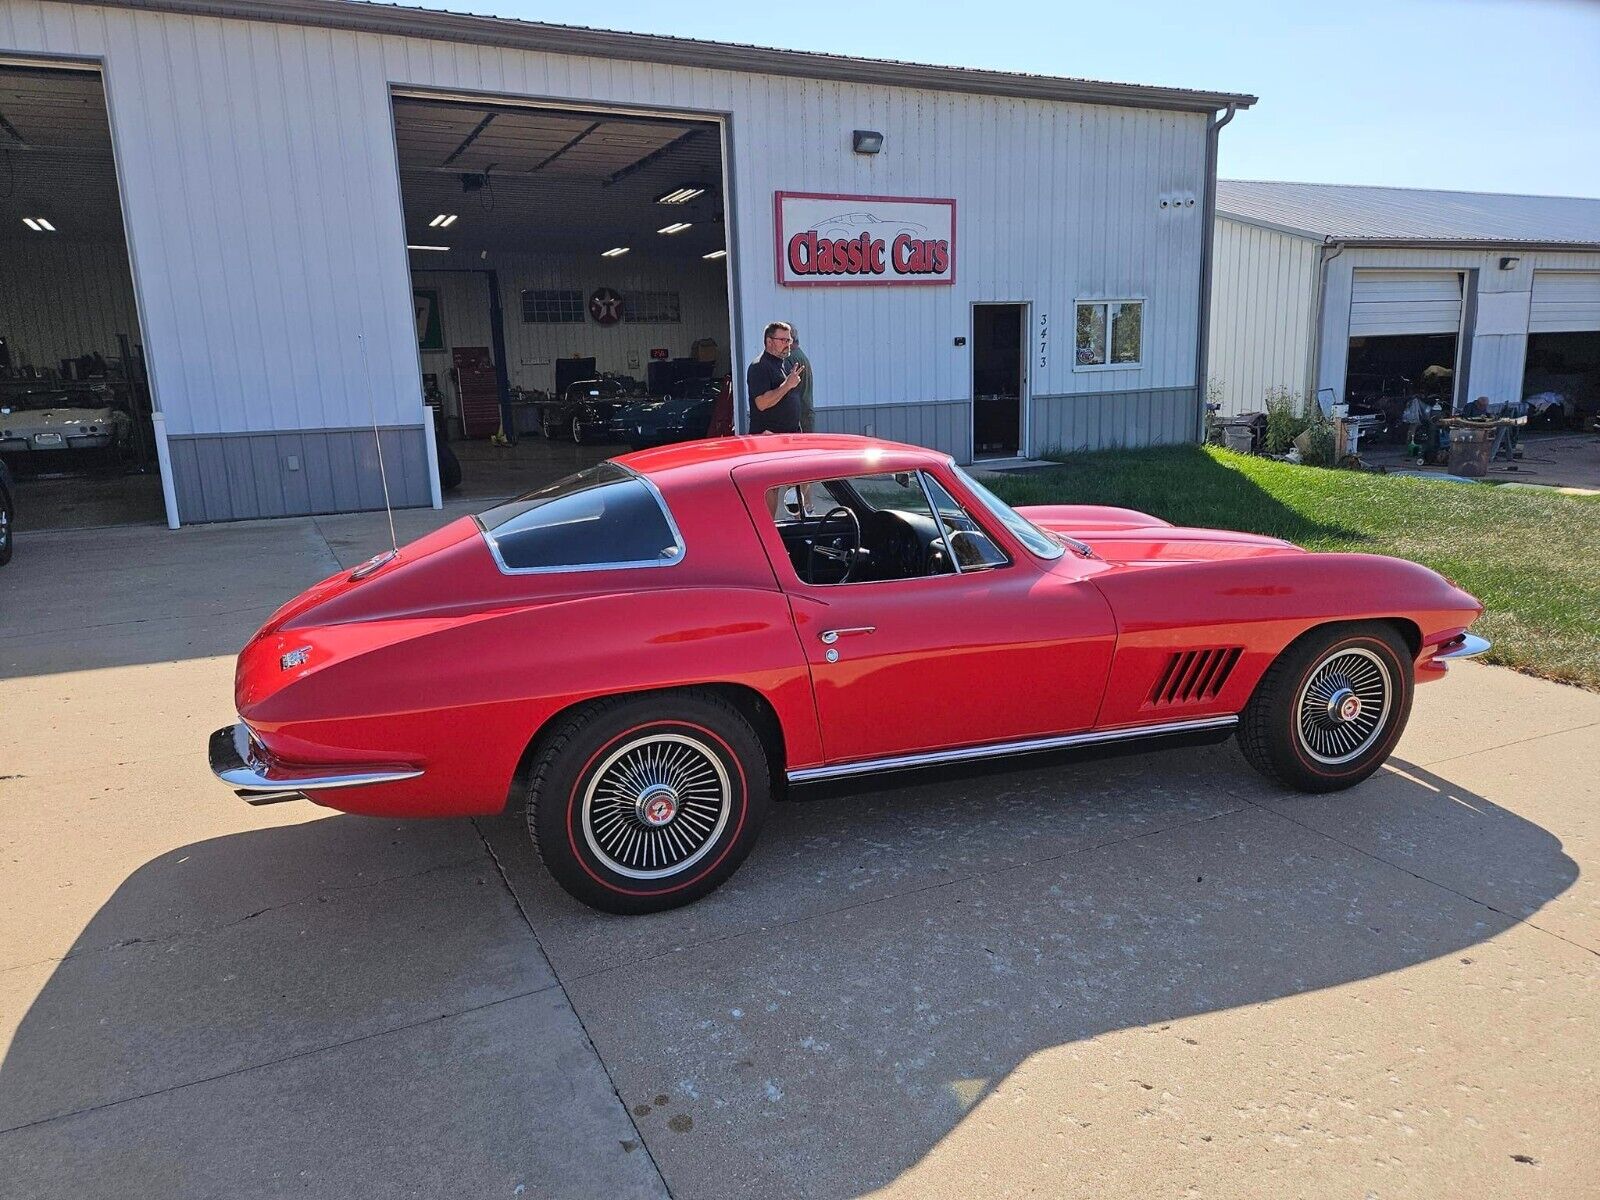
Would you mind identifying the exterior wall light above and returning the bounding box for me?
[1499,256,1520,270]
[852,130,884,155]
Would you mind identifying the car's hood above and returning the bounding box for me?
[0,406,121,427]
[1016,504,1304,567]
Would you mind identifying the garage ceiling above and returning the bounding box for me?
[393,97,726,260]
[0,66,127,246]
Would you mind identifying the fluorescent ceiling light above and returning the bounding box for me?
[657,222,692,235]
[701,249,727,260]
[601,246,630,258]
[429,213,458,228]
[408,244,450,251]
[655,186,705,205]
[21,218,41,231]
[35,217,56,231]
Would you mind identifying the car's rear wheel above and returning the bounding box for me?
[526,692,770,914]
[570,415,586,445]
[1237,623,1413,793]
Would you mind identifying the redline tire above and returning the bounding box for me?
[526,692,770,914]
[1238,623,1414,793]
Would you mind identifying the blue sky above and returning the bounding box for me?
[394,0,1600,198]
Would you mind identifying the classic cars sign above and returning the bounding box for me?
[775,192,956,287]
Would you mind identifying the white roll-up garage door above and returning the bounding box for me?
[1349,269,1463,337]
[1530,271,1600,333]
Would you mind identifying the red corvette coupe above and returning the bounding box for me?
[211,435,1488,913]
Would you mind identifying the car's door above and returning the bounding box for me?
[735,463,1118,765]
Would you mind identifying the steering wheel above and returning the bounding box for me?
[807,505,861,584]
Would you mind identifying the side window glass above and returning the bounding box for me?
[920,474,1010,570]
[477,463,682,572]
[765,472,950,586]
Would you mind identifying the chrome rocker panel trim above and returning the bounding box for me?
[786,715,1239,785]
[209,724,423,804]
[1434,633,1491,661]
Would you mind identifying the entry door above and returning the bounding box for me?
[972,304,1027,458]
[784,568,1116,764]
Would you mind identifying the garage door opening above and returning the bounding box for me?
[391,94,734,500]
[1524,331,1600,430]
[0,63,163,531]
[1344,333,1460,428]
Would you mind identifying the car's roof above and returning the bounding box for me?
[617,434,939,484]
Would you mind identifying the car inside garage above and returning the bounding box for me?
[0,63,164,531]
[391,94,735,499]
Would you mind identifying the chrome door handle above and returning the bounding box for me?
[819,626,875,644]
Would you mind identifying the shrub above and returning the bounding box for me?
[1262,386,1308,455]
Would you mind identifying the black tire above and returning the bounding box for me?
[436,441,462,491]
[526,691,771,914]
[1237,622,1413,793]
[542,415,561,441]
[570,415,585,445]
[0,485,12,567]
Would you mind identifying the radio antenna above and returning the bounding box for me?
[358,332,399,557]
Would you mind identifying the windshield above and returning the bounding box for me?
[949,463,1065,560]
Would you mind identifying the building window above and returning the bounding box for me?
[1075,300,1142,368]
[522,289,586,324]
[625,291,682,323]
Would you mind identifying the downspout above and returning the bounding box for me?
[1310,239,1344,413]
[1193,103,1236,441]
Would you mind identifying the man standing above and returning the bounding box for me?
[747,321,804,434]
[789,326,815,433]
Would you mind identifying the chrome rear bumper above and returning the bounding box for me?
[1434,633,1491,661]
[208,724,422,805]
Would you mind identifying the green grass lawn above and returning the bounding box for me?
[986,444,1600,692]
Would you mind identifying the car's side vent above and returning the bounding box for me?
[1148,647,1242,706]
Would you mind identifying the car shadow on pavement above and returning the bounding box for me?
[0,745,1580,1199]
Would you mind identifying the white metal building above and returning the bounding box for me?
[0,0,1254,526]
[1207,180,1600,420]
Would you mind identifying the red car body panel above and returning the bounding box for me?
[224,435,1483,819]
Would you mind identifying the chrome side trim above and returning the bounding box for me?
[786,715,1239,784]
[209,724,423,794]
[1434,633,1491,661]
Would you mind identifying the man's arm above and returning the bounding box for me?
[749,365,801,411]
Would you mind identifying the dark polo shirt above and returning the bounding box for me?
[747,351,800,434]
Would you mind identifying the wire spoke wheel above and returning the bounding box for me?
[580,732,732,880]
[1295,646,1392,766]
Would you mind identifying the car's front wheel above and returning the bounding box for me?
[1237,623,1414,793]
[525,692,771,914]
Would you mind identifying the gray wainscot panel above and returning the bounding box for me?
[1028,387,1199,456]
[166,425,432,523]
[811,400,973,463]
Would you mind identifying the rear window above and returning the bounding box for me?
[476,462,683,573]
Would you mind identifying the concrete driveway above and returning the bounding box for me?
[1,507,1596,1199]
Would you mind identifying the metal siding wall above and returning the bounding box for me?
[1206,217,1319,415]
[0,239,141,369]
[812,400,971,461]
[2,0,1212,507]
[164,426,431,521]
[1030,387,1196,453]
